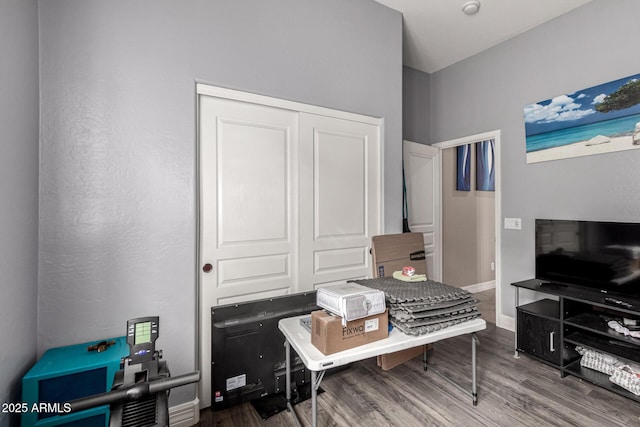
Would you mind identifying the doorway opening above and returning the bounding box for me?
[433,130,502,327]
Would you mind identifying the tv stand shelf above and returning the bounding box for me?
[512,278,640,403]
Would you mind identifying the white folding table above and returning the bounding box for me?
[278,315,486,427]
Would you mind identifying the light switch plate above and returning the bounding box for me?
[504,217,522,230]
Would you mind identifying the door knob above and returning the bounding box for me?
[202,263,213,273]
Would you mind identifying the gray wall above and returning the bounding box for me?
[403,66,431,144]
[0,0,39,424]
[38,0,402,406]
[429,0,640,317]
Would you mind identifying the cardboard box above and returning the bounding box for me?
[371,233,426,278]
[311,310,388,355]
[377,345,427,371]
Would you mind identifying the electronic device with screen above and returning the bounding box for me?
[211,291,319,417]
[536,219,640,298]
[126,316,159,364]
[63,316,200,427]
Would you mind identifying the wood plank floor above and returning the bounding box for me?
[474,288,495,324]
[198,321,640,427]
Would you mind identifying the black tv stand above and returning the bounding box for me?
[537,281,568,290]
[603,296,636,310]
[512,278,640,403]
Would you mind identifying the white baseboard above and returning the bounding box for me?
[497,314,515,332]
[169,398,200,427]
[462,280,495,293]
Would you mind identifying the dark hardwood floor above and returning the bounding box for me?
[198,321,640,427]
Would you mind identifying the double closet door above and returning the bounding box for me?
[197,85,382,408]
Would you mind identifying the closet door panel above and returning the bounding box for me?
[299,113,381,288]
[198,95,299,408]
[315,131,366,237]
[200,96,299,305]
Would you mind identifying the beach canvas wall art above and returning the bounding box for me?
[524,73,640,163]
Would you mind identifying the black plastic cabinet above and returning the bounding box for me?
[517,299,561,366]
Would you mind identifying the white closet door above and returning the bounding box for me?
[299,113,382,289]
[197,85,383,409]
[198,95,299,408]
[403,141,441,281]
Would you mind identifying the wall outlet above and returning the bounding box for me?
[504,217,522,230]
[490,262,495,271]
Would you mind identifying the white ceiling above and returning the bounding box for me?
[375,0,593,74]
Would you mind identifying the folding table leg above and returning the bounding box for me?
[284,339,303,427]
[284,340,292,409]
[311,370,318,427]
[423,344,428,371]
[472,333,479,406]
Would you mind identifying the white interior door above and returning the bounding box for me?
[299,113,382,288]
[403,140,441,281]
[198,95,299,408]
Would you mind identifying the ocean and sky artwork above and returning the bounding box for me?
[456,144,470,191]
[476,140,495,191]
[524,72,640,163]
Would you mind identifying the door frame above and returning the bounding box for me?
[432,130,505,330]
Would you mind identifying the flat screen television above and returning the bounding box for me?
[535,219,640,297]
[211,291,319,417]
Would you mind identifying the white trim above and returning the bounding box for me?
[432,130,504,331]
[462,280,495,293]
[432,130,500,150]
[499,314,515,332]
[169,398,200,427]
[196,83,382,125]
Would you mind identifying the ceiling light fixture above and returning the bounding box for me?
[462,0,480,16]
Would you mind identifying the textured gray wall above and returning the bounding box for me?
[38,0,402,406]
[403,66,431,144]
[0,0,39,424]
[429,0,640,317]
